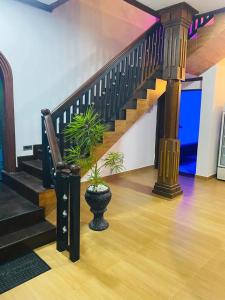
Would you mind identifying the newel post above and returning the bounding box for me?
[69,165,80,262]
[153,3,198,198]
[55,162,70,252]
[55,162,81,262]
[41,108,53,188]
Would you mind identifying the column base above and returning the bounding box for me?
[152,182,183,199]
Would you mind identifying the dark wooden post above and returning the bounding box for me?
[69,165,80,262]
[55,162,70,252]
[41,112,53,189]
[153,3,198,199]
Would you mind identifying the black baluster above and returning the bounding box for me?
[141,39,147,83]
[90,85,95,109]
[150,30,155,74]
[58,114,65,158]
[84,91,89,112]
[100,76,107,122]
[109,68,116,119]
[114,63,121,116]
[145,35,151,79]
[95,82,101,116]
[132,47,138,90]
[124,55,130,103]
[105,72,111,122]
[118,59,126,117]
[136,43,142,86]
[127,51,135,99]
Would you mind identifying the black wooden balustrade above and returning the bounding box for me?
[42,18,213,177]
[41,109,80,262]
[50,21,164,158]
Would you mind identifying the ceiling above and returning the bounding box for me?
[16,0,68,11]
[136,0,225,14]
[38,0,57,4]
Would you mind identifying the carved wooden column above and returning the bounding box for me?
[153,3,198,199]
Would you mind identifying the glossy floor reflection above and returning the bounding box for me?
[2,167,225,300]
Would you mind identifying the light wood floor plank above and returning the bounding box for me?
[2,168,225,299]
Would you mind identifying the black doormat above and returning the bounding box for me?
[0,248,51,294]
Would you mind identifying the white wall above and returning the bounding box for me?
[182,80,202,90]
[0,0,156,157]
[196,59,225,177]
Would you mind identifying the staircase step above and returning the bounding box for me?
[139,78,156,90]
[33,144,43,160]
[0,221,56,261]
[105,121,115,131]
[0,183,44,236]
[123,99,137,109]
[21,159,43,179]
[2,170,46,205]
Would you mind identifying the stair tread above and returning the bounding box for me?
[5,171,46,193]
[0,221,55,249]
[22,159,42,171]
[0,183,42,222]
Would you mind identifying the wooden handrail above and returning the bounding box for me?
[51,22,160,117]
[41,108,62,169]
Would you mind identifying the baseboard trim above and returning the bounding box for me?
[106,165,155,179]
[195,174,216,180]
[82,165,155,183]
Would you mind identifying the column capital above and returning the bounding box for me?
[158,2,198,28]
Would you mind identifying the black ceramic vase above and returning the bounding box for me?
[85,187,112,231]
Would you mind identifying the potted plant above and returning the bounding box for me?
[64,107,124,231]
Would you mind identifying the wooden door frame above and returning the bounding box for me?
[0,52,16,172]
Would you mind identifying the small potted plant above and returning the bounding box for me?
[64,107,124,231]
[84,152,124,230]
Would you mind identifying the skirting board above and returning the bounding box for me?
[195,174,216,180]
[81,165,155,183]
[105,165,155,179]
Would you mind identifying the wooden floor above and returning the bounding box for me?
[2,167,225,300]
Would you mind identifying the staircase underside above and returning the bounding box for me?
[187,12,225,75]
[91,78,167,170]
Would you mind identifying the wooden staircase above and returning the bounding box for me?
[3,145,55,212]
[1,12,216,258]
[94,78,167,162]
[1,146,55,260]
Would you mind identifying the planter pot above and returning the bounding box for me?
[85,187,112,231]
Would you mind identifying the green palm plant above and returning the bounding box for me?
[87,152,125,191]
[64,107,124,190]
[64,107,106,158]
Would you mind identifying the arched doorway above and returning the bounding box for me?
[0,52,16,173]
